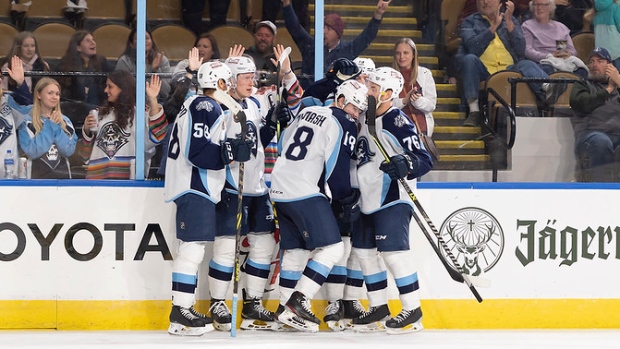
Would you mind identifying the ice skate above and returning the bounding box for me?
[274,304,299,332]
[342,299,366,329]
[167,305,214,336]
[277,291,320,332]
[209,299,232,332]
[350,304,390,332]
[323,300,345,331]
[385,307,423,335]
[240,289,278,331]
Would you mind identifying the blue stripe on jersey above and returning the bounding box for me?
[347,269,364,280]
[209,260,234,273]
[365,270,388,284]
[246,258,270,272]
[329,265,347,276]
[324,120,343,180]
[172,272,197,285]
[306,259,332,277]
[394,273,418,288]
[280,269,303,281]
[381,129,405,154]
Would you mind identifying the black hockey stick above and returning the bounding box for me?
[230,109,248,337]
[365,96,483,303]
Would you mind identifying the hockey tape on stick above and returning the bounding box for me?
[366,96,487,301]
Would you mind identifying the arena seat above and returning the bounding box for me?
[151,24,197,63]
[32,22,76,60]
[0,22,19,57]
[24,0,70,31]
[82,0,127,30]
[92,23,132,61]
[207,25,254,52]
[571,32,594,65]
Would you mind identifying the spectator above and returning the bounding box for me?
[570,47,620,182]
[115,28,171,100]
[281,0,391,88]
[246,20,278,78]
[79,70,167,179]
[17,77,78,179]
[523,0,588,79]
[1,31,50,93]
[554,0,594,35]
[181,0,231,34]
[391,37,437,136]
[56,30,111,107]
[262,0,310,30]
[590,0,620,72]
[514,0,534,21]
[301,57,361,106]
[171,33,221,82]
[457,0,550,126]
[0,56,35,179]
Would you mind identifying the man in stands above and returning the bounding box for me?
[245,20,278,86]
[570,47,620,182]
[280,0,391,89]
[457,0,550,126]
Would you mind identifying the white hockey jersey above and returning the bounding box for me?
[223,96,269,196]
[270,106,358,202]
[356,106,433,213]
[0,86,31,177]
[164,94,228,203]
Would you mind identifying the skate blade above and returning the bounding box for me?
[240,319,278,331]
[386,321,424,335]
[167,322,213,336]
[349,321,386,333]
[326,320,345,332]
[277,309,319,333]
[213,321,232,332]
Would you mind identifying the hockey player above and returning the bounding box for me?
[270,79,368,332]
[164,60,246,336]
[206,45,302,332]
[351,67,433,334]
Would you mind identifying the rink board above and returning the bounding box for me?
[1,182,619,329]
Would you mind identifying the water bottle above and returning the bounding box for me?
[4,149,14,179]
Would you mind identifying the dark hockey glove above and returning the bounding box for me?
[222,138,253,163]
[338,189,361,223]
[326,58,361,82]
[379,152,419,180]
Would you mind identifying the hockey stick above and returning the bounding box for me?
[213,89,248,336]
[365,96,484,302]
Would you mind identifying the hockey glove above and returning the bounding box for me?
[338,189,361,223]
[326,58,361,82]
[222,138,254,163]
[379,152,419,180]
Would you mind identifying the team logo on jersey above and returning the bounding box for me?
[195,100,214,112]
[243,121,258,156]
[355,136,375,167]
[96,122,130,159]
[0,116,13,146]
[439,207,505,277]
[394,114,409,128]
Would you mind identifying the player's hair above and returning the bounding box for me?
[31,78,68,135]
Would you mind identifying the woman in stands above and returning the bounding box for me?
[171,33,220,82]
[15,77,78,179]
[115,28,171,100]
[1,31,50,93]
[391,37,436,137]
[522,0,588,78]
[56,30,112,107]
[79,70,167,180]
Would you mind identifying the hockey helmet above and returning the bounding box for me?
[197,60,232,89]
[353,57,376,74]
[366,67,404,99]
[335,79,368,113]
[224,55,257,82]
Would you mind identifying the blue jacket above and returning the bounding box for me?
[283,4,381,88]
[457,12,526,64]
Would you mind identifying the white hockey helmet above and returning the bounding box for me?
[353,57,375,74]
[367,67,404,99]
[336,79,368,113]
[224,55,257,82]
[197,60,232,89]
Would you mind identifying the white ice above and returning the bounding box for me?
[2,330,619,349]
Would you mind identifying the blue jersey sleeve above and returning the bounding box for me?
[186,98,227,170]
[326,108,358,200]
[382,109,433,179]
